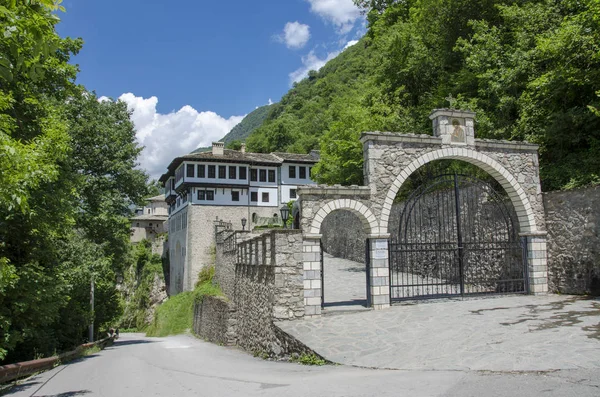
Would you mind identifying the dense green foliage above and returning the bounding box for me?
[119,241,165,331]
[0,1,150,363]
[248,0,600,191]
[221,104,272,144]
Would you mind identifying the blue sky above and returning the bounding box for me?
[56,0,365,178]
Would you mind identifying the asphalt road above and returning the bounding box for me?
[5,333,599,397]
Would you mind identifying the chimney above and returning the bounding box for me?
[240,143,246,153]
[212,142,224,156]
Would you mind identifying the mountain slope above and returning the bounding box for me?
[221,104,272,144]
[190,105,273,154]
[245,0,600,191]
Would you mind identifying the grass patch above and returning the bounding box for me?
[145,291,195,337]
[192,279,223,304]
[145,266,223,337]
[291,353,327,366]
[82,345,101,356]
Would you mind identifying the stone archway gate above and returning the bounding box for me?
[298,109,547,316]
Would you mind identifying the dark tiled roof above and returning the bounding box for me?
[130,214,168,222]
[146,195,166,202]
[183,149,281,164]
[272,152,320,163]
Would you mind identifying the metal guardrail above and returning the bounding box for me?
[0,337,114,384]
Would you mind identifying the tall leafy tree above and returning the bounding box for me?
[0,0,81,361]
[65,90,149,268]
[0,1,150,362]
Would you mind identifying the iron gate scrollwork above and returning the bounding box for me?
[389,173,528,301]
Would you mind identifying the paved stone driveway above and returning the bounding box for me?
[280,256,600,372]
[322,253,367,311]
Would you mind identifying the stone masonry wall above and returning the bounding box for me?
[544,187,600,295]
[362,133,545,235]
[233,231,306,356]
[195,229,309,358]
[193,295,237,346]
[172,204,278,294]
[320,210,366,263]
[320,185,600,296]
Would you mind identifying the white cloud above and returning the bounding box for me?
[306,0,362,34]
[278,21,311,49]
[118,93,244,179]
[344,39,359,49]
[289,50,340,85]
[268,98,273,105]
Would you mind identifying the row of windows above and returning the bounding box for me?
[250,191,270,203]
[197,189,271,203]
[180,164,314,184]
[250,169,276,183]
[288,166,310,179]
[186,164,250,180]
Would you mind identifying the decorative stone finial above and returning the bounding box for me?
[429,109,476,146]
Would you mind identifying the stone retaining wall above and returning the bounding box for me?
[193,295,237,346]
[195,229,310,358]
[544,187,600,295]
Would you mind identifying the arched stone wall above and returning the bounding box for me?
[309,198,378,235]
[378,147,538,235]
[298,109,548,314]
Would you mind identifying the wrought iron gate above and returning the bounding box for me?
[389,173,528,301]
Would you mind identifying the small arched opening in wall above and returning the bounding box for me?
[382,150,538,302]
[310,200,378,312]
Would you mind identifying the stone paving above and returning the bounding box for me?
[279,256,600,371]
[322,253,368,311]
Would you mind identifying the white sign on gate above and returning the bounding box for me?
[374,249,387,259]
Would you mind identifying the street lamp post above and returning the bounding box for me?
[280,204,290,229]
[89,272,94,343]
[241,217,247,231]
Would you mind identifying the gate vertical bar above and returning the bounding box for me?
[320,239,324,308]
[522,235,530,294]
[453,173,465,296]
[366,238,371,307]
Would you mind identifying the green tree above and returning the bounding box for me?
[65,90,149,268]
[0,1,149,362]
[0,0,81,361]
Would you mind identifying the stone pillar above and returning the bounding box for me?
[303,234,322,317]
[369,236,391,310]
[522,233,548,294]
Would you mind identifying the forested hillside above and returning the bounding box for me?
[247,0,600,191]
[0,1,151,363]
[190,104,272,154]
[222,104,272,144]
